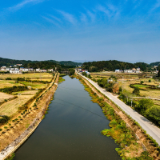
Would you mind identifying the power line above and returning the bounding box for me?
[52,98,106,120]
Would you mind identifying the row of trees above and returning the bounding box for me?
[82,60,149,72]
[0,86,28,94]
[0,57,81,68]
[96,76,120,93]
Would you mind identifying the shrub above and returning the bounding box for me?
[112,83,119,93]
[148,79,151,82]
[5,77,12,80]
[132,87,140,96]
[140,81,144,84]
[0,116,10,124]
[146,106,160,126]
[119,87,122,93]
[0,86,28,94]
[135,99,154,115]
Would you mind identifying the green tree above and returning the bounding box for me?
[147,106,160,126]
[132,87,140,96]
[136,99,154,115]
[69,68,75,75]
[158,69,160,77]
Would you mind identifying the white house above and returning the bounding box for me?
[36,68,41,72]
[124,70,133,73]
[10,70,21,74]
[115,69,123,73]
[48,69,54,72]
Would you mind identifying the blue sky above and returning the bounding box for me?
[0,0,160,63]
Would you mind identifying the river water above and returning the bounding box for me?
[13,76,120,160]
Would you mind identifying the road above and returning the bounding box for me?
[77,71,160,146]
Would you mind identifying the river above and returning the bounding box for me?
[13,76,120,160]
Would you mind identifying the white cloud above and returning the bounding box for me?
[8,0,43,11]
[97,5,111,18]
[57,10,76,25]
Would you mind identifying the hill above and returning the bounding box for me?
[0,57,81,68]
[82,60,150,72]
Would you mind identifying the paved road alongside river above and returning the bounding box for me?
[77,71,160,146]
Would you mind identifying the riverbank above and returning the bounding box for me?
[76,73,160,159]
[0,73,59,160]
[11,75,121,160]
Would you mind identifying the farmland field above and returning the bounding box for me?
[0,80,23,89]
[0,92,15,102]
[19,81,47,89]
[0,73,53,117]
[0,94,35,116]
[90,71,160,100]
[0,73,53,80]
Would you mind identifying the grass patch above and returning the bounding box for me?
[58,77,65,83]
[20,81,47,89]
[5,153,15,160]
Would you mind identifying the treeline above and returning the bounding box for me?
[82,60,150,72]
[0,57,81,68]
[0,86,28,94]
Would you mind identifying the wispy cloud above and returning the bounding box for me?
[48,14,62,23]
[8,0,43,11]
[97,4,120,19]
[57,10,77,25]
[87,11,96,22]
[150,0,160,13]
[97,5,111,18]
[80,13,88,23]
[42,16,60,27]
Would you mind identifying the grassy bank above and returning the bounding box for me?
[58,77,65,83]
[77,76,153,160]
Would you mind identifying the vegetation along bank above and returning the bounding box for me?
[76,73,160,160]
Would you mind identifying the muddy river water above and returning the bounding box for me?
[13,76,120,160]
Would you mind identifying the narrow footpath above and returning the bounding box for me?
[77,71,160,146]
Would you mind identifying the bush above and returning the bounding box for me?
[0,116,10,124]
[140,81,144,84]
[146,106,160,126]
[148,79,151,82]
[132,87,140,96]
[119,87,122,93]
[5,77,12,80]
[17,77,25,81]
[135,99,154,115]
[112,83,119,93]
[0,86,28,94]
